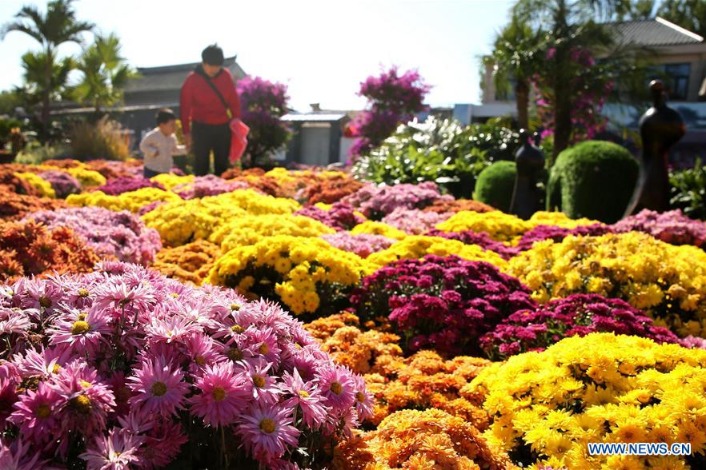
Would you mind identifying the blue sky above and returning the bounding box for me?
[0,0,516,111]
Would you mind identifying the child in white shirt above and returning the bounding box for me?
[139,108,186,178]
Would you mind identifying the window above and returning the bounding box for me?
[649,63,691,101]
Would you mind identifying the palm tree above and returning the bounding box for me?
[512,0,624,158]
[73,33,137,114]
[487,13,545,131]
[1,0,94,141]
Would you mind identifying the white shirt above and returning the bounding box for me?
[139,128,186,173]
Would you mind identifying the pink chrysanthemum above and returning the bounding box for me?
[240,326,282,369]
[237,404,300,464]
[0,438,46,470]
[12,347,63,380]
[182,333,224,374]
[127,355,189,418]
[144,314,201,346]
[0,306,32,335]
[80,427,144,469]
[351,374,373,421]
[8,381,62,446]
[48,307,111,358]
[281,368,328,429]
[50,360,116,436]
[141,419,188,469]
[0,378,19,428]
[315,364,356,411]
[189,362,249,427]
[240,358,281,405]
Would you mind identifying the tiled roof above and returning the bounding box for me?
[613,17,704,47]
[124,56,245,94]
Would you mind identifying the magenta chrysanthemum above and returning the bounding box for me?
[189,362,249,427]
[237,404,300,463]
[127,355,189,418]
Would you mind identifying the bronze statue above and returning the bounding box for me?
[624,80,685,216]
[510,129,545,219]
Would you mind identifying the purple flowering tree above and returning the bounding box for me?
[237,76,291,169]
[348,66,431,158]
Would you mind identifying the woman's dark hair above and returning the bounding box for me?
[202,44,224,66]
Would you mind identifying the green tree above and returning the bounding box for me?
[657,0,706,37]
[512,0,625,158]
[486,12,545,130]
[73,33,136,114]
[19,50,75,106]
[1,0,94,140]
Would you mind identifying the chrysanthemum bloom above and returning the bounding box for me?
[0,438,47,470]
[0,305,32,336]
[351,374,373,421]
[239,358,281,405]
[48,307,111,358]
[50,360,116,436]
[281,368,328,429]
[80,427,144,469]
[237,404,300,464]
[8,381,62,446]
[144,314,202,346]
[12,347,63,380]
[0,378,19,428]
[316,364,356,411]
[182,333,225,374]
[140,419,188,469]
[127,355,189,418]
[240,326,282,368]
[189,362,249,427]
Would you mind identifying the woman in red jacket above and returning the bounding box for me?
[180,44,241,176]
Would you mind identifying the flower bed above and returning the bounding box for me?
[0,262,371,468]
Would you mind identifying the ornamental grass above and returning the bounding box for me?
[466,333,706,469]
[151,239,222,285]
[0,186,69,221]
[210,213,336,252]
[0,262,371,468]
[0,219,99,282]
[351,255,535,356]
[209,235,370,318]
[480,293,681,360]
[25,207,162,266]
[508,232,706,337]
[332,409,517,470]
[366,235,508,271]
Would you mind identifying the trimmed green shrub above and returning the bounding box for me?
[473,160,517,212]
[547,140,638,223]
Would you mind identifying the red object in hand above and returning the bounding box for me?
[229,119,249,163]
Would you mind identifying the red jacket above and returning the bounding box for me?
[179,66,241,135]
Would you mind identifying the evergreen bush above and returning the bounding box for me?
[473,160,516,212]
[546,140,638,223]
